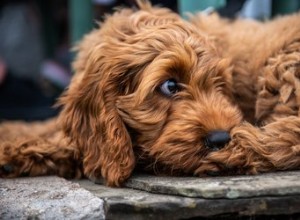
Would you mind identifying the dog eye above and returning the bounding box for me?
[160,79,179,96]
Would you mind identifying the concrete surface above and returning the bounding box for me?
[0,177,105,219]
[1,171,300,219]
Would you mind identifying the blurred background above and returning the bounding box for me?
[0,0,299,121]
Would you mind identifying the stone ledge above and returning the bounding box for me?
[1,171,300,219]
[123,171,300,199]
[79,178,300,220]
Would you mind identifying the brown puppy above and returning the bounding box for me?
[0,1,299,186]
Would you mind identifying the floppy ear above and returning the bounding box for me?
[58,38,135,187]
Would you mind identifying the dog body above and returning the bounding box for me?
[0,2,300,186]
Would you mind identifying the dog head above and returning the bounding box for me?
[59,1,242,186]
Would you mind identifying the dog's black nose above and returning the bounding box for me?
[204,130,231,151]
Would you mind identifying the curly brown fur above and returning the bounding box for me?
[0,1,299,186]
[0,119,82,178]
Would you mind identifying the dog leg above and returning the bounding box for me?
[0,120,82,179]
[255,39,300,125]
[196,117,300,175]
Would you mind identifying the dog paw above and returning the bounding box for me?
[0,143,24,178]
[2,164,14,173]
[0,164,15,177]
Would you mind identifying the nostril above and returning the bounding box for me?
[204,130,231,151]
